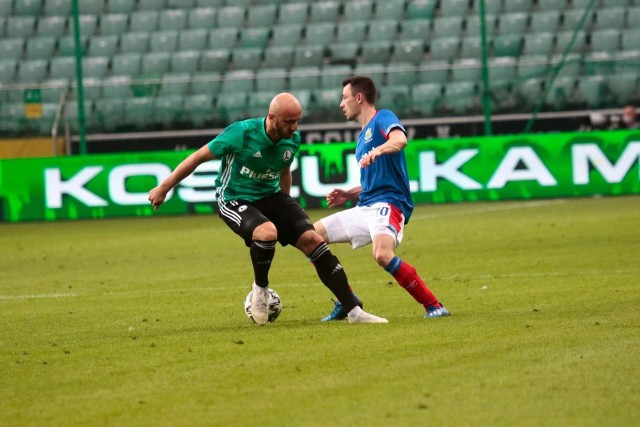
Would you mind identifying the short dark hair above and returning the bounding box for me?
[342,76,377,104]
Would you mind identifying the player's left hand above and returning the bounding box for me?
[148,187,166,211]
[359,148,382,168]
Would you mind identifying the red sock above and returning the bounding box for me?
[392,261,440,308]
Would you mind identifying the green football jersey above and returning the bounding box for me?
[207,117,300,205]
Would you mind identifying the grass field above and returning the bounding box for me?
[1,196,639,426]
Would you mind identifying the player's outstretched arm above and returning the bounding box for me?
[148,145,214,210]
[359,129,407,168]
[326,186,362,208]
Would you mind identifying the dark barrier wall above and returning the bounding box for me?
[1,130,639,222]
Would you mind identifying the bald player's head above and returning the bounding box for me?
[266,93,302,141]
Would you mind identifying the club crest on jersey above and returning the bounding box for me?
[364,128,373,143]
[282,150,293,161]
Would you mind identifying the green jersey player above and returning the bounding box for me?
[148,92,387,326]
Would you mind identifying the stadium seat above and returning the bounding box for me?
[196,0,224,7]
[239,27,270,49]
[503,0,532,13]
[17,59,48,83]
[309,1,340,23]
[200,49,230,73]
[247,4,277,27]
[216,6,246,28]
[36,15,67,37]
[305,22,336,46]
[255,68,288,92]
[71,14,98,36]
[498,13,528,35]
[58,35,88,56]
[277,3,308,24]
[523,33,554,56]
[78,0,103,14]
[289,66,320,90]
[392,39,425,64]
[179,29,208,51]
[154,95,183,127]
[602,0,633,6]
[607,72,638,103]
[130,11,159,32]
[271,24,303,47]
[374,0,405,20]
[94,98,125,131]
[440,0,468,16]
[443,81,479,114]
[43,0,71,16]
[553,54,582,78]
[417,60,449,84]
[411,82,442,115]
[159,9,187,31]
[167,0,195,7]
[377,84,410,114]
[344,0,374,21]
[6,16,36,38]
[354,63,386,86]
[328,42,359,65]
[465,14,497,37]
[293,45,325,67]
[188,8,216,30]
[82,56,109,78]
[546,76,576,109]
[263,46,294,68]
[312,88,342,114]
[361,40,392,63]
[49,56,75,79]
[124,96,155,129]
[150,31,179,52]
[429,37,460,60]
[216,92,247,122]
[220,69,254,93]
[248,91,277,117]
[160,72,191,96]
[120,32,150,54]
[459,36,483,59]
[576,75,607,108]
[231,47,263,70]
[24,36,56,60]
[594,7,626,30]
[399,19,429,41]
[366,19,398,42]
[190,72,222,96]
[488,56,517,84]
[562,9,594,31]
[476,0,503,15]
[138,0,166,10]
[0,59,17,84]
[41,78,69,102]
[170,50,200,73]
[14,0,42,16]
[320,64,352,88]
[626,7,640,28]
[537,0,566,9]
[517,55,550,79]
[111,53,142,76]
[451,58,482,82]
[529,11,561,33]
[101,75,134,99]
[208,28,238,50]
[621,29,640,52]
[590,29,621,53]
[406,0,437,19]
[386,62,418,86]
[87,35,118,57]
[432,16,464,38]
[99,13,127,35]
[337,21,367,43]
[555,30,587,54]
[493,34,522,57]
[141,52,171,74]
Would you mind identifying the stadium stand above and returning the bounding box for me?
[1,0,640,136]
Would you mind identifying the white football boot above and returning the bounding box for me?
[251,283,269,326]
[347,306,389,324]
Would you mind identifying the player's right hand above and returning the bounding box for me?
[148,187,166,211]
[326,189,349,208]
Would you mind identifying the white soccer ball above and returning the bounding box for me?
[244,288,282,323]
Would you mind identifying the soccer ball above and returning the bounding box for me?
[244,288,282,323]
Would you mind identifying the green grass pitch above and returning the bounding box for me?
[1,196,639,426]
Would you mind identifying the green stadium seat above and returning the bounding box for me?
[305,22,335,46]
[106,0,134,14]
[6,16,36,38]
[545,76,576,109]
[25,36,56,60]
[590,29,621,53]
[443,81,478,114]
[406,0,437,19]
[190,72,222,96]
[440,0,468,16]
[309,1,340,23]
[366,19,398,42]
[328,42,359,65]
[200,49,230,73]
[498,13,528,35]
[216,92,247,122]
[155,95,185,127]
[87,35,118,57]
[196,0,224,7]
[386,62,418,86]
[150,31,179,52]
[170,50,200,73]
[58,35,88,56]
[626,7,640,28]
[79,0,103,14]
[392,39,424,64]
[168,0,195,7]
[552,54,582,78]
[607,72,638,103]
[354,62,386,85]
[465,14,497,37]
[290,89,312,111]
[94,98,125,131]
[621,29,640,52]
[130,11,158,32]
[0,59,17,84]
[14,0,42,16]
[178,29,208,51]
[98,13,127,35]
[142,52,171,74]
[293,45,325,67]
[263,46,294,68]
[160,73,191,96]
[477,0,503,14]
[208,28,238,50]
[523,32,554,56]
[361,40,392,63]
[43,0,71,16]
[247,5,277,27]
[277,3,308,24]
[555,30,587,54]
[417,60,449,84]
[101,75,134,99]
[124,96,155,129]
[312,88,342,113]
[320,64,352,88]
[488,56,517,84]
[503,0,532,13]
[18,59,48,83]
[594,7,626,30]
[337,21,367,43]
[429,37,460,60]
[221,69,254,93]
[344,0,374,21]
[411,82,442,115]
[231,47,263,70]
[255,68,288,92]
[71,14,98,36]
[271,24,303,47]
[374,0,405,20]
[159,9,187,31]
[576,75,607,108]
[602,0,633,6]
[138,0,166,10]
[239,27,270,49]
[112,53,142,76]
[48,56,74,79]
[36,16,67,36]
[517,55,550,79]
[216,6,246,28]
[120,32,150,54]
[562,9,594,31]
[459,36,483,59]
[530,11,561,33]
[289,66,320,90]
[377,84,411,114]
[451,58,482,82]
[537,0,566,9]
[188,8,216,30]
[82,56,109,78]
[613,50,640,74]
[582,52,615,76]
[248,91,276,117]
[493,34,522,57]
[399,19,429,40]
[433,16,463,38]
